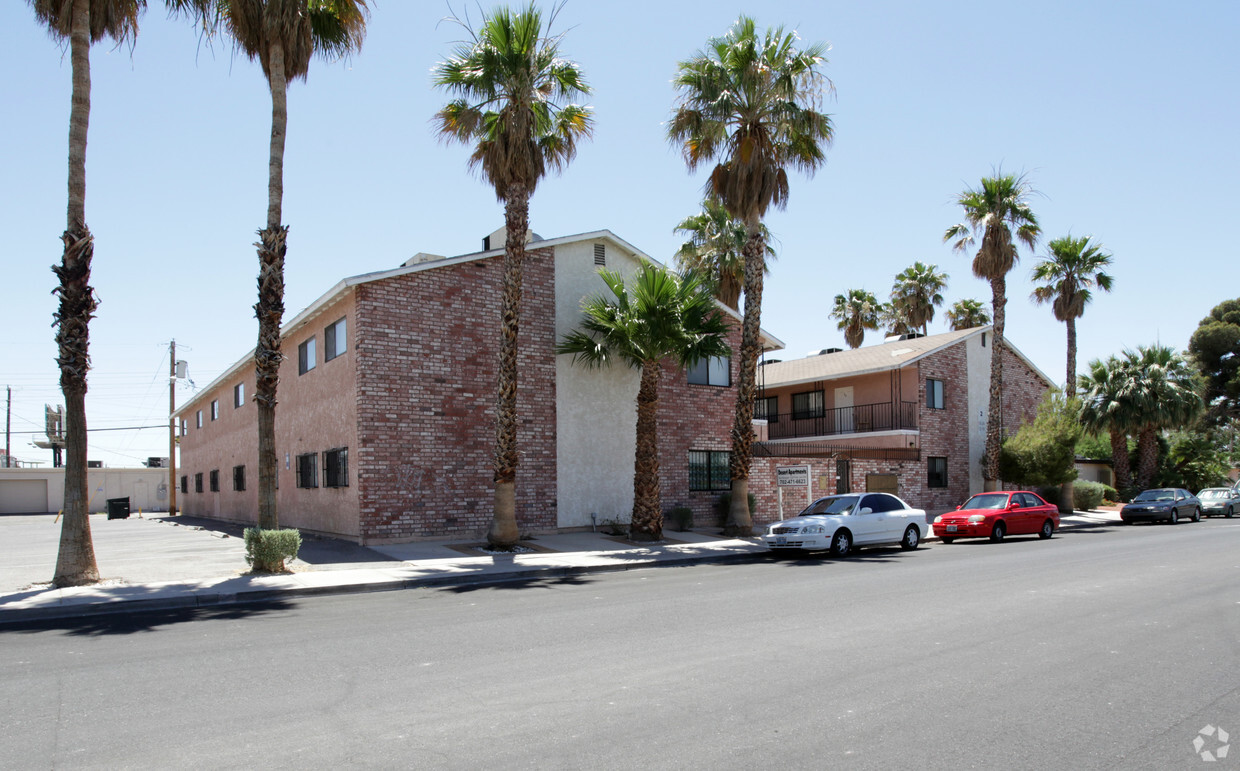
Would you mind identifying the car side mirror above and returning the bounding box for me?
[955,504,962,510]
[1009,502,1021,510]
[858,507,873,515]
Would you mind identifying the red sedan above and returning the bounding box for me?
[932,491,1059,543]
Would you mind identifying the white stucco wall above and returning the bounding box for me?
[554,238,645,528]
[0,468,171,514]
[965,332,992,493]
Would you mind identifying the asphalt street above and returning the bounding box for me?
[2,518,1237,769]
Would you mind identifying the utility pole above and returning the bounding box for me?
[5,385,10,468]
[169,340,177,515]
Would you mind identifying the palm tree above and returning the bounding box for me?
[434,4,593,548]
[1124,345,1203,490]
[1079,356,1138,494]
[31,0,145,587]
[1030,235,1114,396]
[182,0,368,532]
[557,264,730,541]
[946,298,991,331]
[944,172,1041,489]
[890,262,948,335]
[877,302,913,337]
[830,289,881,349]
[673,197,775,310]
[669,16,833,535]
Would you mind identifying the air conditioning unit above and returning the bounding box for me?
[146,457,169,468]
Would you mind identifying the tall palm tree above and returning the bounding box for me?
[830,289,881,349]
[1079,356,1138,494]
[181,0,369,532]
[1125,345,1203,490]
[890,262,948,335]
[946,298,991,331]
[557,264,730,542]
[31,0,144,587]
[944,172,1041,489]
[434,3,593,548]
[1030,235,1114,396]
[673,196,774,310]
[669,16,833,535]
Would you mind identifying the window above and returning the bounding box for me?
[688,450,731,491]
[210,400,219,421]
[179,418,187,437]
[791,390,825,419]
[194,472,203,493]
[688,356,731,387]
[196,410,203,429]
[926,379,945,409]
[928,456,948,488]
[233,465,246,492]
[754,395,778,420]
[209,469,220,492]
[325,317,347,362]
[233,382,245,408]
[324,447,349,488]
[298,337,317,375]
[180,475,188,494]
[862,494,899,513]
[296,452,318,488]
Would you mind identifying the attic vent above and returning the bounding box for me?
[593,243,606,266]
[818,348,843,356]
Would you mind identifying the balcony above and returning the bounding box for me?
[762,401,918,441]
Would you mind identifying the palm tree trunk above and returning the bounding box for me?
[1135,427,1158,490]
[255,41,289,531]
[53,0,100,587]
[488,182,530,549]
[1065,317,1078,396]
[629,359,663,542]
[718,271,741,311]
[1109,429,1133,494]
[983,276,1006,488]
[726,223,765,536]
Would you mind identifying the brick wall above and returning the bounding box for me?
[353,248,558,543]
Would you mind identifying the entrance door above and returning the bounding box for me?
[835,459,851,494]
[835,386,854,432]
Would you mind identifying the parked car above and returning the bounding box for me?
[932,491,1059,543]
[1196,487,1238,518]
[762,493,926,557]
[1120,488,1201,524]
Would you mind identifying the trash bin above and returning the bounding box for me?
[106,497,130,520]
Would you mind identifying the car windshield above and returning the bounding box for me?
[799,496,858,516]
[961,493,1009,510]
[1199,489,1228,500]
[1134,490,1175,502]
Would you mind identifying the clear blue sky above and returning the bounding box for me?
[2,1,1237,468]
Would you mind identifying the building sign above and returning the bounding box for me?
[776,465,810,487]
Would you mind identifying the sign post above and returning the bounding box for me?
[776,465,811,520]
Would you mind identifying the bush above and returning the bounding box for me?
[1072,481,1107,511]
[667,505,693,532]
[244,527,301,572]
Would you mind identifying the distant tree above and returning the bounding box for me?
[877,302,912,337]
[669,16,833,535]
[557,264,730,542]
[946,298,990,331]
[890,262,948,335]
[1125,345,1203,490]
[673,197,775,310]
[1156,431,1230,492]
[945,172,1041,488]
[1031,235,1114,395]
[31,0,147,586]
[434,3,593,548]
[830,289,881,349]
[998,392,1082,496]
[1188,297,1240,428]
[1078,355,1140,495]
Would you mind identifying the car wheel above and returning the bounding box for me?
[1227,507,1235,519]
[989,521,1006,543]
[830,529,852,557]
[900,525,920,550]
[941,537,955,544]
[1039,519,1054,539]
[1192,507,1202,522]
[1169,510,1179,525]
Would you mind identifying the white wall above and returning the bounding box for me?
[964,333,992,493]
[0,468,171,514]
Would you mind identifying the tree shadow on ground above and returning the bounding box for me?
[0,599,297,637]
[154,516,398,566]
[439,574,597,594]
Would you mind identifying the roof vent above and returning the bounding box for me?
[818,347,844,356]
[404,252,447,267]
[759,359,782,366]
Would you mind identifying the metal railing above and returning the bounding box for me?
[762,401,918,440]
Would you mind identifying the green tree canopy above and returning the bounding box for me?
[1030,234,1114,395]
[830,289,880,349]
[673,196,774,310]
[999,392,1082,489]
[1188,297,1240,427]
[890,262,947,335]
[946,298,990,331]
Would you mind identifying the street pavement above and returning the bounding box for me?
[0,508,1124,623]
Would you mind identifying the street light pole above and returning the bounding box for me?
[169,339,177,515]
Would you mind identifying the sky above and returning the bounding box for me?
[2,0,1237,469]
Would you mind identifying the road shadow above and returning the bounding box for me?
[153,516,398,566]
[0,598,297,637]
[439,573,598,593]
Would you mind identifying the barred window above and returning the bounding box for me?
[233,464,246,492]
[296,452,318,488]
[180,475,188,494]
[209,469,220,492]
[324,447,349,488]
[689,450,731,492]
[194,472,203,493]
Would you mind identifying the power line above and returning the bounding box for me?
[8,425,165,434]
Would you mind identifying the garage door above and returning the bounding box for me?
[0,479,50,514]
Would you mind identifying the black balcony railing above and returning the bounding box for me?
[762,401,918,440]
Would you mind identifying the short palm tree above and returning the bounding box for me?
[669,16,833,535]
[946,298,991,331]
[1124,345,1203,490]
[31,0,145,586]
[1078,356,1138,494]
[944,172,1041,488]
[557,264,730,542]
[673,197,774,310]
[1030,235,1114,395]
[877,302,912,337]
[890,262,948,335]
[434,4,593,548]
[830,289,881,349]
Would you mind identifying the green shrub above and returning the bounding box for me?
[244,528,301,573]
[1099,484,1120,503]
[667,505,694,532]
[1072,481,1107,511]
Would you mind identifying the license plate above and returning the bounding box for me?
[775,537,787,545]
[946,525,958,532]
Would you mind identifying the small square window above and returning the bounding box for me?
[299,337,317,375]
[209,469,219,492]
[233,382,245,408]
[233,465,246,492]
[928,456,948,488]
[688,356,731,387]
[324,447,349,488]
[296,452,318,488]
[194,472,203,493]
[926,379,945,410]
[210,400,219,421]
[325,317,347,362]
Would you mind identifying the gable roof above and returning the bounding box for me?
[759,327,1054,389]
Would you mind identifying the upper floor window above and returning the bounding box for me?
[210,400,219,421]
[926,379,945,409]
[180,418,188,437]
[754,395,778,420]
[324,447,349,488]
[296,452,318,488]
[688,356,731,387]
[325,317,347,362]
[233,465,246,492]
[194,472,203,493]
[209,469,220,492]
[180,475,188,494]
[791,390,825,419]
[299,337,317,375]
[196,410,203,429]
[233,382,245,408]
[927,456,948,488]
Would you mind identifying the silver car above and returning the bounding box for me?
[1197,487,1239,518]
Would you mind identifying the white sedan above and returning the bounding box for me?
[762,492,926,556]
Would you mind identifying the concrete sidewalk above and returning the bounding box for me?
[0,508,1124,624]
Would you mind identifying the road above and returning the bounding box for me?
[2,519,1238,769]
